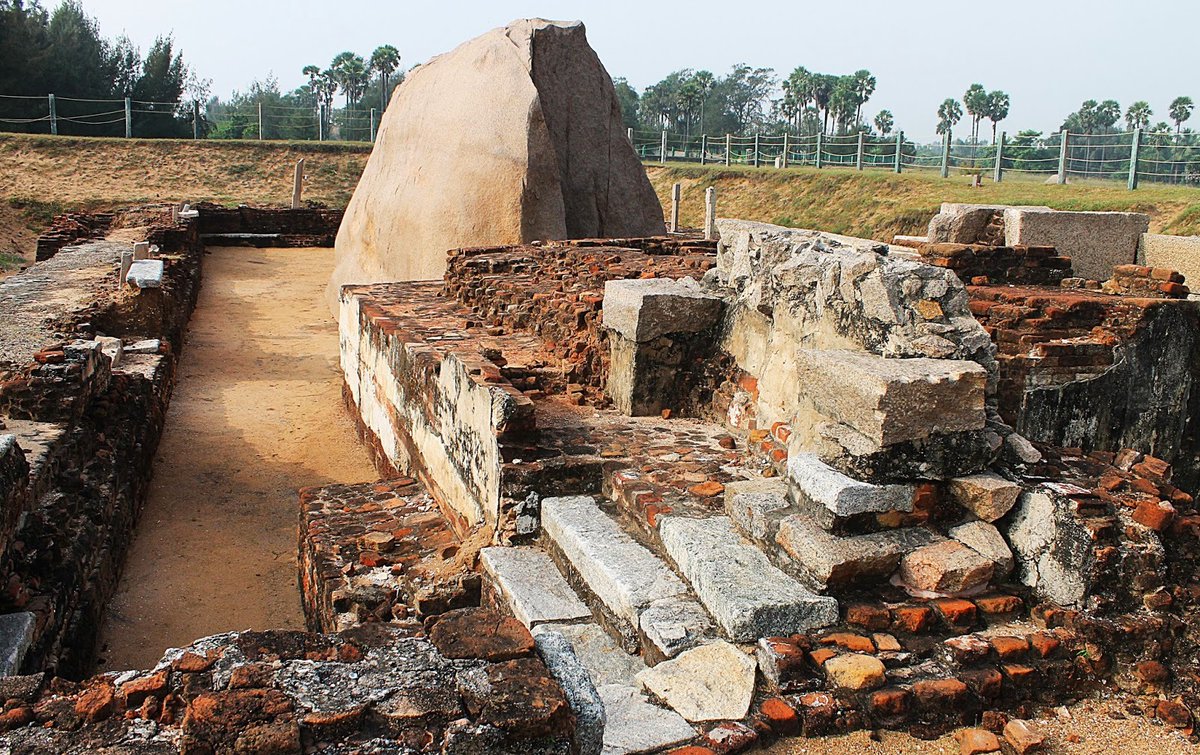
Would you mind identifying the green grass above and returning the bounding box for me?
[647,162,1200,240]
[0,252,24,271]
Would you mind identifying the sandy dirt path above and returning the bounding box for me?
[97,247,377,671]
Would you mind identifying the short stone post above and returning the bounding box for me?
[669,182,681,233]
[1057,129,1069,184]
[815,131,823,169]
[753,133,760,167]
[257,102,263,140]
[118,251,133,290]
[700,134,707,165]
[724,134,731,166]
[292,159,305,209]
[1128,128,1141,190]
[856,132,864,170]
[704,187,717,241]
[193,100,200,139]
[660,130,668,165]
[124,97,132,138]
[48,94,57,136]
[894,132,903,173]
[940,129,951,178]
[133,242,150,260]
[993,131,1005,183]
[627,127,633,145]
[781,133,789,169]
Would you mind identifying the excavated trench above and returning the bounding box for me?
[95,246,376,670]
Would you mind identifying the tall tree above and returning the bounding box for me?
[936,97,962,136]
[963,83,988,142]
[612,77,639,131]
[985,90,1009,144]
[1125,101,1152,131]
[1170,96,1194,135]
[781,67,812,134]
[368,44,400,113]
[873,109,893,137]
[851,69,875,128]
[691,70,715,134]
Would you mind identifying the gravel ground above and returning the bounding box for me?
[766,696,1194,754]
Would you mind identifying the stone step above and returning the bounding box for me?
[480,546,592,629]
[775,511,942,589]
[788,453,915,525]
[658,515,839,641]
[541,496,710,655]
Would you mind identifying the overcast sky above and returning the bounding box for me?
[81,0,1197,141]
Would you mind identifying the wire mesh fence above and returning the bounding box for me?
[632,127,1200,189]
[4,93,1200,189]
[0,94,379,143]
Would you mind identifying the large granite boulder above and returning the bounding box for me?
[327,18,664,311]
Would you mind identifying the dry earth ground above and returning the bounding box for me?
[96,246,377,671]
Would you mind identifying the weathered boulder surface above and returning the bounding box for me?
[327,18,664,311]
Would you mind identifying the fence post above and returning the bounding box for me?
[894,131,903,173]
[257,102,263,140]
[1127,128,1141,190]
[815,131,823,169]
[669,182,681,233]
[192,100,200,139]
[292,158,305,209]
[370,108,377,143]
[781,133,789,169]
[724,134,731,166]
[699,134,707,166]
[626,127,633,146]
[856,132,865,171]
[1057,129,1068,184]
[753,133,760,167]
[704,187,717,241]
[48,94,57,136]
[940,129,951,178]
[660,130,668,164]
[318,104,324,141]
[993,131,1005,183]
[124,97,132,138]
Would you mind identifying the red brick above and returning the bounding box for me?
[934,598,978,628]
[846,603,891,631]
[760,697,800,736]
[989,636,1029,661]
[891,605,934,634]
[868,687,911,719]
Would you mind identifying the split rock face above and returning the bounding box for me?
[327,18,665,311]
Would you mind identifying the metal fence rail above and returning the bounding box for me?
[3,92,1199,190]
[632,127,1200,190]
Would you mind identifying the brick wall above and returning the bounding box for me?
[917,242,1072,286]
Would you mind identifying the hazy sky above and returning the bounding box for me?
[80,0,1197,141]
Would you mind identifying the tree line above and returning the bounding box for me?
[206,49,402,142]
[0,0,198,137]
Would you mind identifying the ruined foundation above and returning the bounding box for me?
[1,142,1200,755]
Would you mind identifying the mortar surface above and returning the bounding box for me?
[96,246,376,670]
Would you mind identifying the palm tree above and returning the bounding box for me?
[986,91,1009,144]
[369,45,401,113]
[678,78,701,142]
[1125,101,1152,131]
[302,65,321,103]
[851,69,876,129]
[1170,96,1194,136]
[936,98,962,136]
[963,84,988,142]
[691,70,715,135]
[874,109,893,137]
[809,74,836,134]
[782,67,812,134]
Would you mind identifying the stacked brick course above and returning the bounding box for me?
[917,242,1072,286]
[442,237,716,391]
[1103,263,1190,298]
[33,212,113,262]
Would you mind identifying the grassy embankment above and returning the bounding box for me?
[644,162,1200,242]
[3,132,1200,271]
